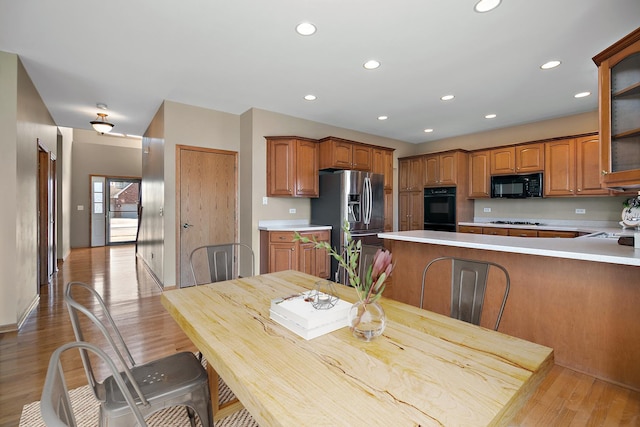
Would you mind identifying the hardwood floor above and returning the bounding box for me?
[0,245,638,426]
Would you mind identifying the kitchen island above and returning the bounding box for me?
[379,230,640,391]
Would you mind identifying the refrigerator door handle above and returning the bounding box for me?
[363,177,372,225]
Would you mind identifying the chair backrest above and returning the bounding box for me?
[420,256,510,330]
[64,282,147,404]
[189,243,255,286]
[41,341,147,427]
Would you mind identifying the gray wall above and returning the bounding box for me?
[0,52,57,330]
[71,130,142,248]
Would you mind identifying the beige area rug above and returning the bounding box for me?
[20,358,259,427]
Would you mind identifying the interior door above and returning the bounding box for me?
[38,146,56,286]
[177,145,238,287]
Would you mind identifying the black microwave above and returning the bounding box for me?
[491,173,543,198]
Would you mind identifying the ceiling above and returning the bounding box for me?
[1,0,639,144]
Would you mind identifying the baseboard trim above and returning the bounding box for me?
[17,295,40,330]
[136,253,165,290]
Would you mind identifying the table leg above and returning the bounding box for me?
[207,363,244,421]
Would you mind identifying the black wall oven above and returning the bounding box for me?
[423,187,456,232]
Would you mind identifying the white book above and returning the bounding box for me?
[269,309,349,340]
[270,291,352,329]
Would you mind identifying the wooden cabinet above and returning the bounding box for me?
[424,151,464,186]
[508,229,538,238]
[260,230,330,278]
[266,136,318,197]
[545,135,609,196]
[319,137,372,171]
[490,143,544,175]
[537,230,578,238]
[482,227,509,236]
[372,148,394,190]
[468,150,491,198]
[399,191,423,231]
[384,190,393,231]
[458,225,483,234]
[399,156,423,191]
[593,27,640,189]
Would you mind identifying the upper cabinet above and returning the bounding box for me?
[399,156,424,191]
[545,135,610,197]
[468,150,491,198]
[266,136,319,197]
[593,27,640,189]
[318,137,372,171]
[372,147,394,190]
[490,143,544,175]
[424,151,465,187]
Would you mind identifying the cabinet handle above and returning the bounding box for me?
[601,170,609,176]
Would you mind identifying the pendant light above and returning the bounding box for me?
[90,112,114,133]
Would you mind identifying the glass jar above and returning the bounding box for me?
[347,300,386,341]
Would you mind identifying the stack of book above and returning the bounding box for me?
[269,291,353,340]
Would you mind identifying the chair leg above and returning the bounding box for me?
[186,406,197,427]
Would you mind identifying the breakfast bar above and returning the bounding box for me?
[380,230,640,391]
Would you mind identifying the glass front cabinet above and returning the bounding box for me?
[593,27,640,189]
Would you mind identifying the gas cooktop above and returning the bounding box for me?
[490,221,542,226]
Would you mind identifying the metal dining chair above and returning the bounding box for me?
[420,256,510,330]
[41,341,148,427]
[64,281,213,427]
[189,243,255,286]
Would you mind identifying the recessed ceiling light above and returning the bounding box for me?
[295,22,317,36]
[363,60,381,70]
[424,128,434,133]
[304,94,317,101]
[474,0,501,13]
[540,60,561,70]
[574,91,591,98]
[377,116,388,121]
[485,114,497,119]
[440,95,455,101]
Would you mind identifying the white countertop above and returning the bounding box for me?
[258,220,332,232]
[378,230,640,267]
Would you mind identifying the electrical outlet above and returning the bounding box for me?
[483,207,491,213]
[262,197,268,205]
[289,208,296,214]
[575,208,586,214]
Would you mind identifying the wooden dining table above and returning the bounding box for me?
[161,270,553,426]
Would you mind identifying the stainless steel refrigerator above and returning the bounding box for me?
[311,170,385,284]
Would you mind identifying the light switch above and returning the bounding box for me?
[77,205,84,211]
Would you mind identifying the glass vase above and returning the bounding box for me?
[348,300,386,342]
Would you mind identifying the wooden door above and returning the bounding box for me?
[491,147,515,174]
[177,146,238,287]
[516,143,544,173]
[438,153,457,185]
[294,139,318,197]
[423,155,439,186]
[545,139,575,196]
[267,138,294,196]
[38,147,56,287]
[469,150,490,198]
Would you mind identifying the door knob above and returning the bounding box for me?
[183,223,193,229]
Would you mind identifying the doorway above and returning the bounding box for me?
[38,141,56,287]
[91,176,141,246]
[176,145,238,287]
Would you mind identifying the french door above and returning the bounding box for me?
[91,176,141,246]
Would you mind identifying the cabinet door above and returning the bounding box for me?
[399,157,423,191]
[399,192,411,231]
[423,155,439,186]
[545,139,576,196]
[384,189,393,231]
[438,152,458,185]
[490,147,515,174]
[576,135,609,195]
[409,191,423,230]
[595,30,640,188]
[373,148,394,190]
[269,243,296,272]
[508,229,538,237]
[516,143,544,173]
[298,242,317,276]
[352,145,372,171]
[469,150,490,198]
[459,225,483,234]
[295,139,319,197]
[267,139,294,196]
[482,227,509,236]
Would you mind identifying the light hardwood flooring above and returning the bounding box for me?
[0,245,638,426]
